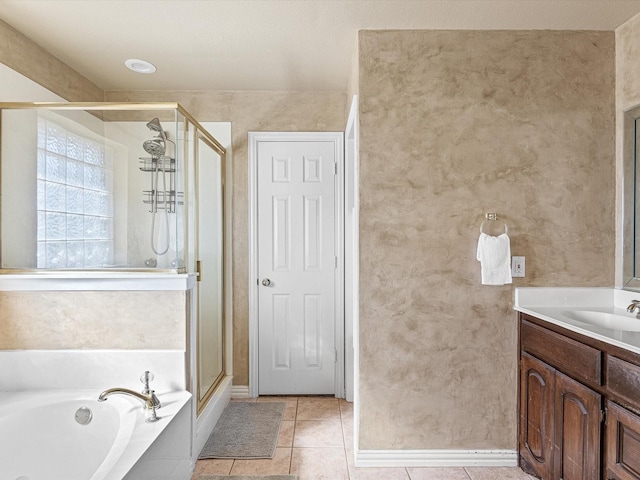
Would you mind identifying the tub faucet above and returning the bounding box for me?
[98,371,161,422]
[98,387,161,422]
[627,300,640,317]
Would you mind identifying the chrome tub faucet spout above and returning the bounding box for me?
[627,300,640,318]
[98,371,161,422]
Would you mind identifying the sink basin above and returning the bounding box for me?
[562,310,640,332]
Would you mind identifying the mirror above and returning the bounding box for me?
[623,104,640,289]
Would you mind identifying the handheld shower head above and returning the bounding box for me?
[146,117,166,142]
[143,138,166,156]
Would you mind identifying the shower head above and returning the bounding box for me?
[143,138,166,156]
[146,117,166,141]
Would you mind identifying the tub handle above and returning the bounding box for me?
[140,371,154,394]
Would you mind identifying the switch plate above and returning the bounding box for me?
[512,256,525,277]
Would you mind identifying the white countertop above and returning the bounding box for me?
[514,287,640,355]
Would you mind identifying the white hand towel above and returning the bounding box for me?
[476,232,513,286]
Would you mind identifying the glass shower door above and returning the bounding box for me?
[196,133,225,413]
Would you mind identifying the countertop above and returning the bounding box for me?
[514,287,640,355]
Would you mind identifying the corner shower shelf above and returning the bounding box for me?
[139,156,183,213]
[142,190,184,211]
[138,156,176,172]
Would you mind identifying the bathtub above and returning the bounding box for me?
[0,389,192,480]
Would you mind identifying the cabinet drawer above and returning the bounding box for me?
[521,320,602,386]
[608,356,640,412]
[606,400,640,480]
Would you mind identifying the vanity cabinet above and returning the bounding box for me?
[606,400,640,480]
[553,369,602,479]
[520,351,601,479]
[519,314,640,480]
[520,353,555,479]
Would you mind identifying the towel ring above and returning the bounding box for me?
[480,213,508,235]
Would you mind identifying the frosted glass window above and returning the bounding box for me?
[45,241,66,268]
[36,117,114,268]
[37,151,45,179]
[67,133,84,161]
[66,186,83,214]
[45,212,66,240]
[66,242,84,268]
[66,214,84,240]
[45,153,66,183]
[45,181,65,212]
[66,160,83,187]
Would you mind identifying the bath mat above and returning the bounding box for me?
[196,476,297,480]
[196,477,297,480]
[199,402,285,459]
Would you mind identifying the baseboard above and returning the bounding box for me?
[354,449,518,468]
[231,385,251,398]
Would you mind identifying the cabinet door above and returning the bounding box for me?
[520,353,555,479]
[554,370,602,480]
[606,401,640,480]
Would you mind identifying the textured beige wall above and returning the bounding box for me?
[358,30,615,449]
[617,14,640,107]
[616,13,640,286]
[0,291,186,349]
[346,35,359,115]
[0,19,102,102]
[104,90,347,384]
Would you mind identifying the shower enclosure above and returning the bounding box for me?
[0,102,227,414]
[0,102,223,271]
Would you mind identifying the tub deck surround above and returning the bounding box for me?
[0,389,192,480]
[0,350,187,391]
[514,287,640,354]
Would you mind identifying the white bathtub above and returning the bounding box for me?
[0,389,192,480]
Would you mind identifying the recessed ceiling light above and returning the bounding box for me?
[124,58,156,74]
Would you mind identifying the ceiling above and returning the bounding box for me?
[1,0,640,93]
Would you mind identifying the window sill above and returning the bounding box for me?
[0,271,197,291]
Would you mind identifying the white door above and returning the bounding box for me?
[256,138,339,395]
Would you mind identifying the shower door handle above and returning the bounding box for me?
[261,278,271,287]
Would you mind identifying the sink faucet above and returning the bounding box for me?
[627,300,640,318]
[98,371,161,422]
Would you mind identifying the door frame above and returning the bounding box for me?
[344,95,359,404]
[248,131,345,398]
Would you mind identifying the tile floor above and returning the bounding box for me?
[192,396,535,480]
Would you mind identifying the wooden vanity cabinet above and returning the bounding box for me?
[606,400,640,480]
[516,314,640,480]
[519,351,602,479]
[553,369,602,480]
[519,313,640,480]
[606,354,640,480]
[520,353,555,479]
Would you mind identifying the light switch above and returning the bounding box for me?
[512,256,525,277]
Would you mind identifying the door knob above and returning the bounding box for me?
[261,278,271,287]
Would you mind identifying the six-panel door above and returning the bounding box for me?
[257,140,338,395]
